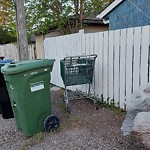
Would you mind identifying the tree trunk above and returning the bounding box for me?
[109,0,114,3]
[15,0,29,60]
[74,0,79,32]
[80,0,84,28]
[55,0,63,35]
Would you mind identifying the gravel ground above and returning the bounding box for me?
[0,88,135,150]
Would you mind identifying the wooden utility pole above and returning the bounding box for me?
[80,0,84,28]
[14,0,29,60]
[109,0,114,3]
[80,0,84,20]
[74,0,79,32]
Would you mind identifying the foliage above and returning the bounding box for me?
[0,27,17,44]
[0,0,112,43]
[0,0,16,44]
[84,0,110,17]
[18,132,47,150]
[0,0,16,37]
[25,0,72,35]
[25,0,111,35]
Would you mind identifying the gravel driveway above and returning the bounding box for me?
[0,88,134,150]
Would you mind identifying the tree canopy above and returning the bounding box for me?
[26,0,111,35]
[0,0,112,44]
[25,0,72,35]
[0,0,16,44]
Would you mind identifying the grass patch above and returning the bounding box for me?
[89,94,127,115]
[58,103,70,116]
[108,106,126,116]
[17,132,47,150]
[98,95,126,115]
[58,103,81,120]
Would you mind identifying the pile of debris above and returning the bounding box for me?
[121,84,150,149]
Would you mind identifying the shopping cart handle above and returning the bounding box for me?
[64,54,97,60]
[71,63,87,67]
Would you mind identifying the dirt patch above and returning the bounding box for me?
[0,89,136,150]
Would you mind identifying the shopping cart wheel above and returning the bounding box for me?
[94,102,99,110]
[63,93,66,102]
[94,106,98,110]
[66,105,71,114]
[44,115,60,132]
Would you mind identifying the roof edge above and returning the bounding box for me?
[97,0,123,19]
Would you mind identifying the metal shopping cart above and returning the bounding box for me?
[60,54,97,113]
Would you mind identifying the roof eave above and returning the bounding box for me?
[97,0,124,19]
[82,18,105,25]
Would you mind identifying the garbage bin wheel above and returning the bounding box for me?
[44,115,60,132]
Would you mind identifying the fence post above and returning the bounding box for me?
[79,29,84,54]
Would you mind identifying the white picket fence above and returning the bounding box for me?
[0,44,36,61]
[44,25,150,109]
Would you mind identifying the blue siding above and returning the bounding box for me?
[106,0,150,30]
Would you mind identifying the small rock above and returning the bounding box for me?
[133,112,150,133]
[130,112,150,150]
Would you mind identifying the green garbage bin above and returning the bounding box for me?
[1,59,60,137]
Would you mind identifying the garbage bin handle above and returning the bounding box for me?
[9,63,18,68]
[0,56,4,60]
[13,101,17,107]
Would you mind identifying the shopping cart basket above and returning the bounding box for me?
[60,54,97,113]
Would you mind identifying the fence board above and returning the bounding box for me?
[108,31,114,100]
[114,30,120,105]
[133,27,141,92]
[140,26,150,85]
[81,32,87,93]
[94,33,100,96]
[103,31,109,99]
[85,34,90,55]
[90,33,96,95]
[56,37,63,87]
[98,32,104,97]
[120,29,127,109]
[44,39,48,57]
[90,33,94,54]
[84,34,90,93]
[126,28,134,102]
[48,38,57,85]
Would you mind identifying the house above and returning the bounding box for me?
[97,0,150,30]
[35,18,108,59]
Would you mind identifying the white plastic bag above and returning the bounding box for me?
[132,112,150,133]
[121,83,150,136]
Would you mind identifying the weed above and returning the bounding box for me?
[96,95,126,115]
[109,106,126,116]
[58,103,70,118]
[17,132,47,150]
